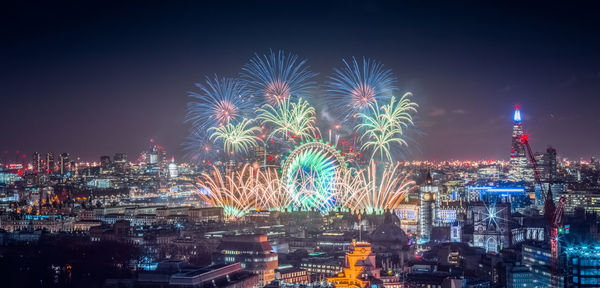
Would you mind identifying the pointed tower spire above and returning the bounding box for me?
[425,169,433,186]
[513,105,521,123]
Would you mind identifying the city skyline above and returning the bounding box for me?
[2,1,600,161]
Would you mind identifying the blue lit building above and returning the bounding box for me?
[468,185,529,211]
[565,245,600,287]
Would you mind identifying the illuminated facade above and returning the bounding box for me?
[508,105,534,182]
[46,152,54,173]
[215,235,278,287]
[32,152,41,172]
[59,152,70,175]
[472,202,511,253]
[327,241,381,288]
[565,246,600,287]
[418,171,436,244]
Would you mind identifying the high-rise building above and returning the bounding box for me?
[565,246,600,287]
[59,153,70,175]
[113,153,127,173]
[113,153,127,163]
[100,155,111,168]
[150,145,158,164]
[32,152,41,173]
[535,147,558,182]
[46,152,54,173]
[508,105,534,182]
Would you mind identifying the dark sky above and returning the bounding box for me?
[2,0,599,162]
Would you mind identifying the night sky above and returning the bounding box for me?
[2,1,600,162]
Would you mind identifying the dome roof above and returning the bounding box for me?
[370,221,408,243]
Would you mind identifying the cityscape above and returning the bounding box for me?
[2,1,600,288]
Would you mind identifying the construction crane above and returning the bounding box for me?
[521,133,565,286]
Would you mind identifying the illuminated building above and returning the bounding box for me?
[395,201,419,234]
[168,159,178,178]
[472,202,510,253]
[100,155,111,169]
[327,241,382,288]
[534,146,558,182]
[113,152,127,163]
[565,245,600,287]
[451,221,462,242]
[215,235,278,287]
[113,153,127,173]
[560,188,600,214]
[31,152,41,172]
[275,267,310,284]
[418,171,436,244]
[514,244,560,287]
[468,186,528,211]
[188,207,224,223]
[59,152,70,175]
[46,152,54,173]
[508,105,534,182]
[107,261,259,288]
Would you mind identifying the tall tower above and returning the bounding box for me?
[508,105,533,182]
[46,152,54,173]
[32,152,41,173]
[419,171,437,244]
[59,153,70,175]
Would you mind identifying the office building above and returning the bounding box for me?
[214,234,278,287]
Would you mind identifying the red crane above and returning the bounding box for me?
[520,133,565,285]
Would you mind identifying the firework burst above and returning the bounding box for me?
[356,93,417,161]
[209,118,262,154]
[186,76,252,131]
[257,97,317,141]
[255,168,295,211]
[352,160,416,214]
[182,128,220,163]
[242,50,317,105]
[197,165,261,221]
[326,57,396,121]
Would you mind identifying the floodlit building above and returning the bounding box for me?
[419,171,437,244]
[327,241,382,288]
[565,245,600,287]
[214,234,278,287]
[472,202,511,253]
[508,105,534,182]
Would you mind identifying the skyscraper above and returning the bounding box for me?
[100,155,111,169]
[32,152,41,173]
[113,153,127,173]
[59,153,70,175]
[508,105,533,182]
[46,152,54,173]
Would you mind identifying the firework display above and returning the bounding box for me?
[186,76,252,130]
[281,140,347,211]
[208,118,261,154]
[187,50,419,220]
[326,57,396,121]
[242,50,317,105]
[356,93,418,161]
[257,97,316,141]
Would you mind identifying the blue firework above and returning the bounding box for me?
[182,128,220,163]
[241,50,317,105]
[326,57,396,121]
[186,75,253,132]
